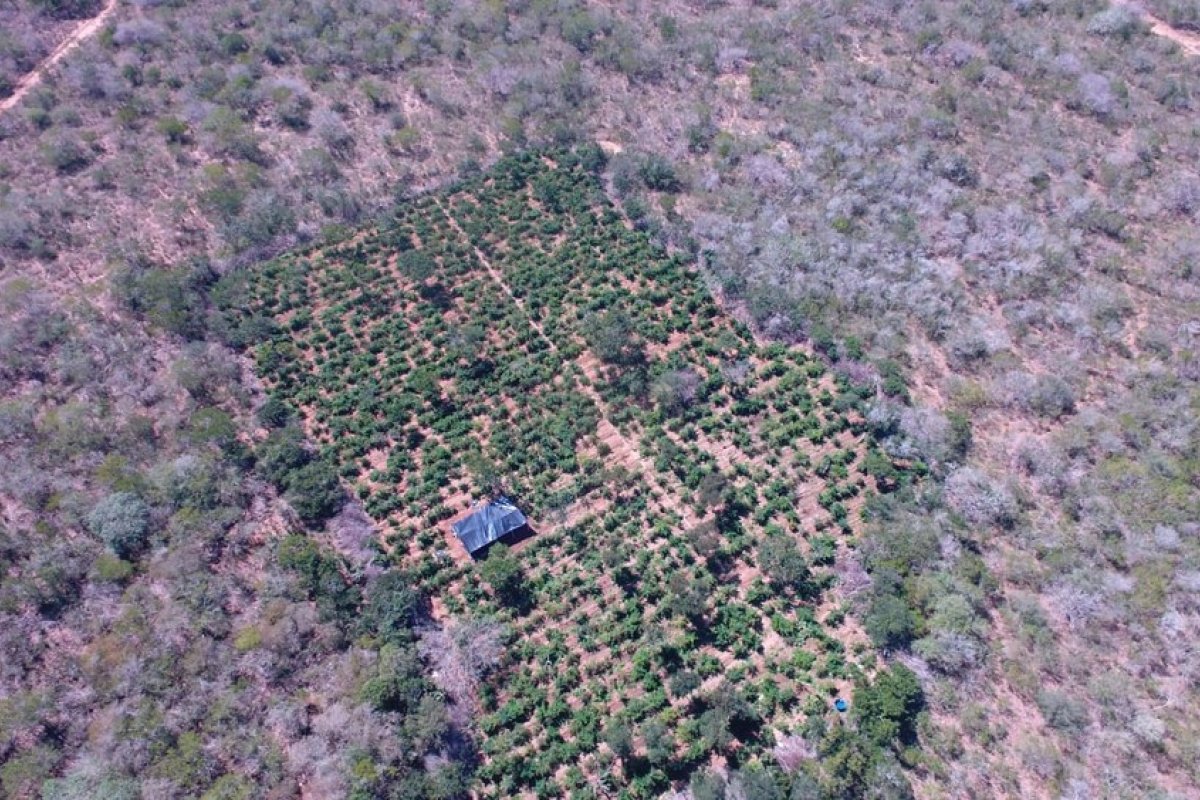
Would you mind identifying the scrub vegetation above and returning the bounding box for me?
[0,0,1198,798]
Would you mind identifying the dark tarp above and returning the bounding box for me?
[451,497,527,554]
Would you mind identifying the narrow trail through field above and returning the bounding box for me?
[434,198,561,355]
[433,197,700,527]
[0,0,119,115]
[1125,2,1200,55]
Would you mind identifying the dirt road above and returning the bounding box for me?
[0,0,119,115]
[1126,2,1200,55]
[1146,15,1200,55]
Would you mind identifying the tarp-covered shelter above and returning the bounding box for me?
[452,497,528,555]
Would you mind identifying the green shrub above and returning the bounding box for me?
[1036,690,1090,736]
[277,534,358,625]
[757,535,810,592]
[113,260,212,338]
[86,492,151,559]
[479,544,529,609]
[0,745,59,798]
[30,0,101,19]
[360,571,421,643]
[93,552,135,583]
[283,460,344,524]
[41,135,92,173]
[864,591,918,650]
[852,665,925,748]
[639,154,682,192]
[41,771,139,800]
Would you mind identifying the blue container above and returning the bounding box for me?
[834,698,848,712]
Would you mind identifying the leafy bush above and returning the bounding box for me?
[757,535,810,592]
[114,259,214,338]
[41,772,139,800]
[397,250,437,281]
[479,544,528,608]
[943,467,1018,529]
[1076,73,1118,118]
[603,721,634,761]
[31,0,100,19]
[276,534,358,625]
[1025,374,1076,419]
[852,665,925,748]
[864,591,918,650]
[256,396,293,428]
[1152,0,1200,29]
[1036,690,1090,735]
[1086,6,1143,39]
[669,669,702,699]
[360,643,431,714]
[639,154,682,192]
[582,309,645,366]
[361,571,422,643]
[86,492,151,558]
[282,460,344,524]
[41,136,92,173]
[689,769,726,800]
[255,427,311,484]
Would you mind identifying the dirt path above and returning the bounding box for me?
[434,197,700,528]
[0,0,119,115]
[434,197,562,354]
[1125,2,1200,55]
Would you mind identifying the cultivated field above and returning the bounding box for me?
[222,149,917,798]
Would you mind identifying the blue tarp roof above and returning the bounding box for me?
[451,497,527,554]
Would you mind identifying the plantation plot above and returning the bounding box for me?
[222,148,911,798]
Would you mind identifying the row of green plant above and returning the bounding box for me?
[222,146,927,797]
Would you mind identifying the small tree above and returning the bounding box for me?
[639,153,682,192]
[1036,689,1090,736]
[642,719,673,765]
[277,534,358,626]
[730,764,783,800]
[665,571,710,623]
[852,664,925,748]
[186,407,237,448]
[359,642,427,714]
[361,571,421,643]
[113,260,209,338]
[604,720,634,763]
[697,472,732,510]
[758,535,810,592]
[686,519,722,559]
[283,461,344,525]
[256,396,292,428]
[864,591,917,650]
[397,250,437,281]
[1026,374,1075,419]
[652,368,701,413]
[86,492,150,558]
[478,544,527,607]
[668,669,702,699]
[582,310,645,367]
[42,136,92,173]
[255,427,311,485]
[156,116,190,144]
[31,0,102,20]
[689,768,726,800]
[418,617,506,706]
[788,770,822,800]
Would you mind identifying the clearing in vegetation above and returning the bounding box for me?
[219,147,923,798]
